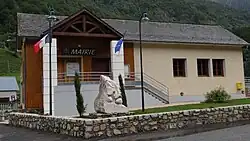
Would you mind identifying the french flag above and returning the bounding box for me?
[33,34,50,53]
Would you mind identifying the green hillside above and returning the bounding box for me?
[1,0,250,37]
[0,48,21,82]
[1,0,250,79]
[211,0,250,11]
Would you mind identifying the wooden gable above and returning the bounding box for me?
[43,9,123,38]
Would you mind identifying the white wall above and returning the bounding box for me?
[0,91,17,101]
[133,43,245,97]
[43,38,58,115]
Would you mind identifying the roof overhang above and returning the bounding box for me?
[41,8,123,39]
[125,39,248,48]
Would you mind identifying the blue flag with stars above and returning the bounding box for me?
[114,38,123,53]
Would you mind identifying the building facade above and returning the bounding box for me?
[0,77,19,103]
[17,8,248,115]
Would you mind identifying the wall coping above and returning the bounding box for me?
[9,104,250,120]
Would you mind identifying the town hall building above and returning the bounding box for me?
[17,8,248,115]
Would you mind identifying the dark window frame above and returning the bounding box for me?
[173,58,186,77]
[212,59,225,77]
[197,59,210,77]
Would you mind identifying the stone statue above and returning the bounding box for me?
[94,75,128,114]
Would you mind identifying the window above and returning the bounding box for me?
[0,98,9,103]
[212,59,225,76]
[173,59,186,77]
[197,59,210,77]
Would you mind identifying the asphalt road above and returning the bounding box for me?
[0,124,84,141]
[1,124,250,141]
[159,124,250,141]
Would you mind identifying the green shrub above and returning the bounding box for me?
[204,86,231,103]
[74,72,87,117]
[118,74,128,107]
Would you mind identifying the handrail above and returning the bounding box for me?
[144,75,168,92]
[245,78,250,85]
[143,73,168,89]
[0,102,18,111]
[126,72,168,91]
[125,72,169,102]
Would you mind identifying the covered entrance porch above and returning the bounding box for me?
[45,9,123,84]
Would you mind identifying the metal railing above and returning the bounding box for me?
[245,77,250,86]
[57,71,169,103]
[0,102,18,121]
[57,72,112,84]
[125,72,169,103]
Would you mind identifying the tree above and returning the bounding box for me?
[232,26,250,76]
[74,72,86,117]
[118,74,128,107]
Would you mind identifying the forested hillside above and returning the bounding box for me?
[211,0,250,11]
[1,0,250,76]
[1,0,250,43]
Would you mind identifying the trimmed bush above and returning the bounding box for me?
[74,72,87,117]
[204,86,231,103]
[118,74,128,107]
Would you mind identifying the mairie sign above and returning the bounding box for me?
[63,48,96,56]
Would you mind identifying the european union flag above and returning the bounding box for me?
[114,38,123,53]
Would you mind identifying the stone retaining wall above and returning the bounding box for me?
[8,105,250,140]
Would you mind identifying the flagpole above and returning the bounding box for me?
[49,11,53,116]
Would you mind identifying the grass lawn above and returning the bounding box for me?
[132,98,250,115]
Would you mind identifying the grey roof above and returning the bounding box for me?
[0,77,19,91]
[17,13,249,45]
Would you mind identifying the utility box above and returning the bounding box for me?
[236,82,243,90]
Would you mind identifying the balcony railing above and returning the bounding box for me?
[57,72,112,84]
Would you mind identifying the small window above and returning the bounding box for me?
[0,98,9,103]
[173,59,186,77]
[212,59,225,76]
[197,59,210,77]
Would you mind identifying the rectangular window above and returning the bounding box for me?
[197,59,210,77]
[212,59,225,76]
[173,59,186,77]
[0,98,9,103]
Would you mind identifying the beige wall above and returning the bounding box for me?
[133,43,245,96]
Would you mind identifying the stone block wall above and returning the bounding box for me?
[8,105,250,140]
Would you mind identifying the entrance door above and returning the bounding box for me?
[64,58,82,82]
[92,58,110,80]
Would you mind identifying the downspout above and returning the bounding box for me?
[23,37,27,109]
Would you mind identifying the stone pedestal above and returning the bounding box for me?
[94,75,128,114]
